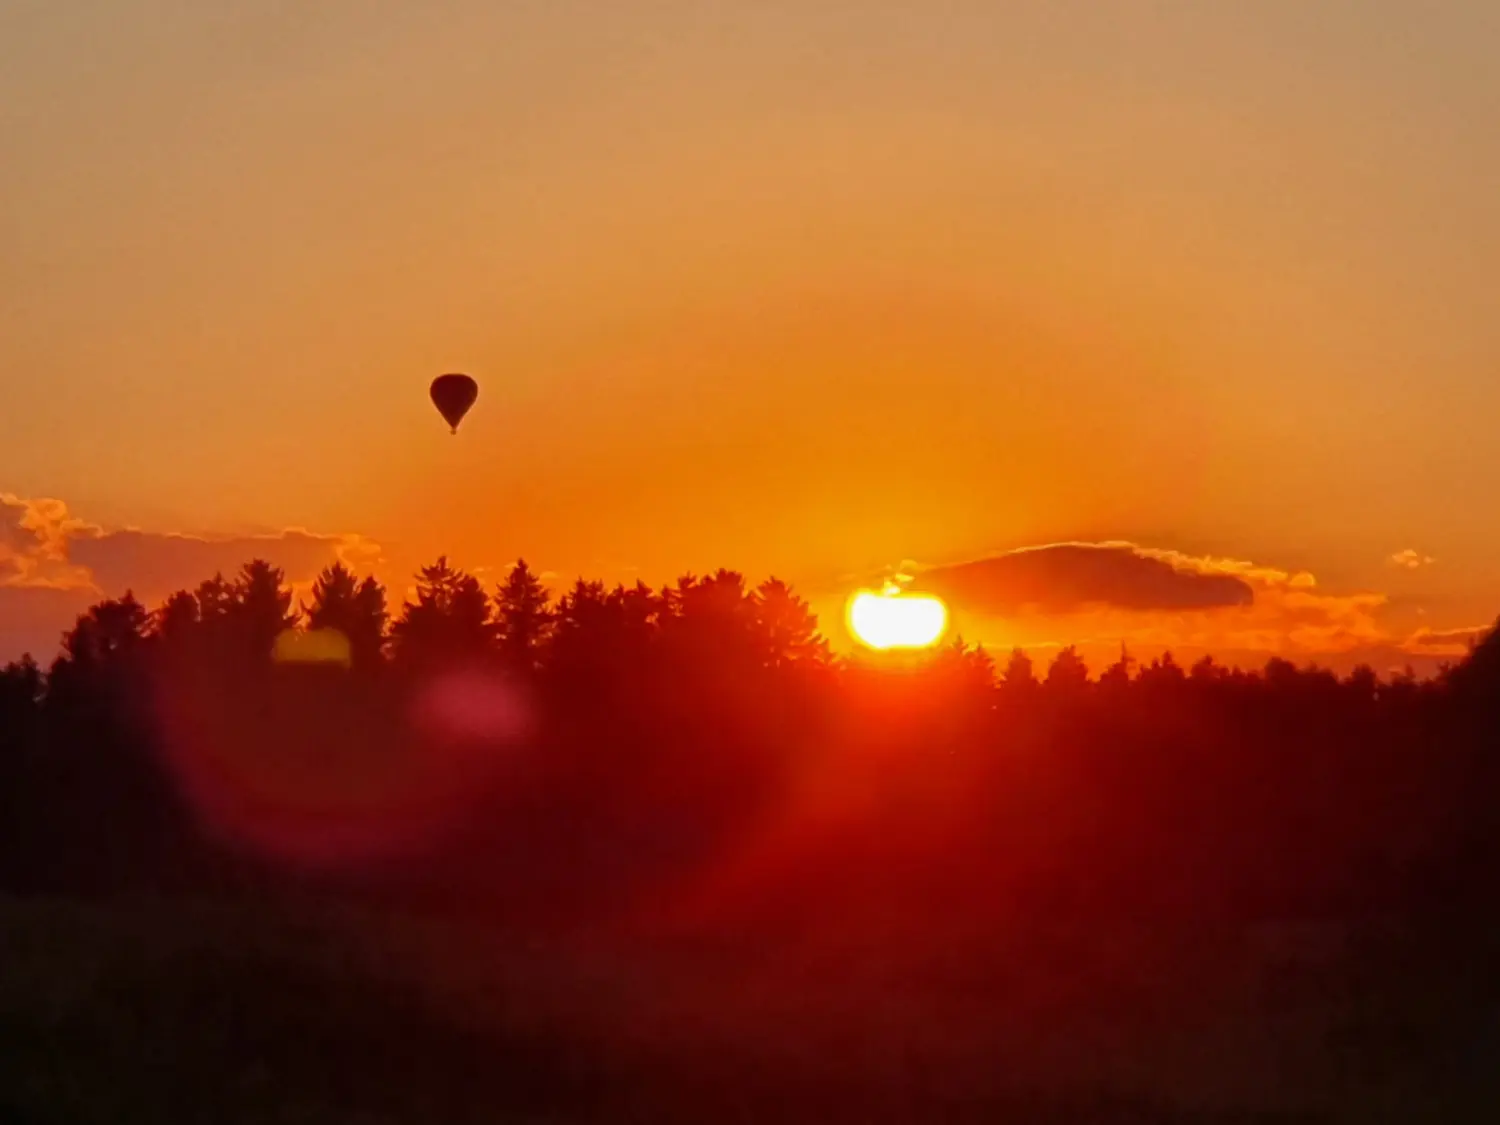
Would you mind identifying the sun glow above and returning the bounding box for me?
[847,586,949,650]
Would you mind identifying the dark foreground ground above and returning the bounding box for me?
[3,894,1499,1124]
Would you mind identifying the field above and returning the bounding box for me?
[3,893,1491,1123]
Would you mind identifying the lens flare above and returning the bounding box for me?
[272,627,352,667]
[150,660,536,870]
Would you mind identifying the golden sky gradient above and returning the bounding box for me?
[3,1,1498,669]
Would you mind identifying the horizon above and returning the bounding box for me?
[3,533,1491,681]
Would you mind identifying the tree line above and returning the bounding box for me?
[2,554,1499,940]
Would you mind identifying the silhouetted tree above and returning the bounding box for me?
[659,570,761,682]
[45,592,152,722]
[0,654,43,753]
[0,655,45,886]
[0,653,43,709]
[195,572,235,621]
[1263,655,1300,693]
[0,654,43,751]
[999,647,1038,701]
[1445,616,1500,709]
[304,562,388,672]
[1044,644,1090,694]
[548,578,611,679]
[389,556,492,670]
[229,560,298,663]
[150,589,200,650]
[752,578,829,671]
[1346,663,1379,705]
[494,559,553,675]
[1098,643,1135,693]
[60,591,151,668]
[1138,651,1185,691]
[1189,654,1225,683]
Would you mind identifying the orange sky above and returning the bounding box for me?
[3,2,1497,671]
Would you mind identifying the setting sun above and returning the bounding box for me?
[847,586,949,651]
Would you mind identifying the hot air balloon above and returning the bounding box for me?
[430,373,478,434]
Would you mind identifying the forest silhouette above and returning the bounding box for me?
[4,555,1500,1121]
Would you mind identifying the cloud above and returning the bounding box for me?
[1403,624,1492,657]
[886,540,1427,669]
[1389,549,1436,570]
[1,492,384,660]
[67,527,382,598]
[904,541,1256,615]
[0,494,96,589]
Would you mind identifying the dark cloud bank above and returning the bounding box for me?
[907,542,1255,616]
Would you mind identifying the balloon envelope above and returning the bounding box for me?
[430,373,479,433]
